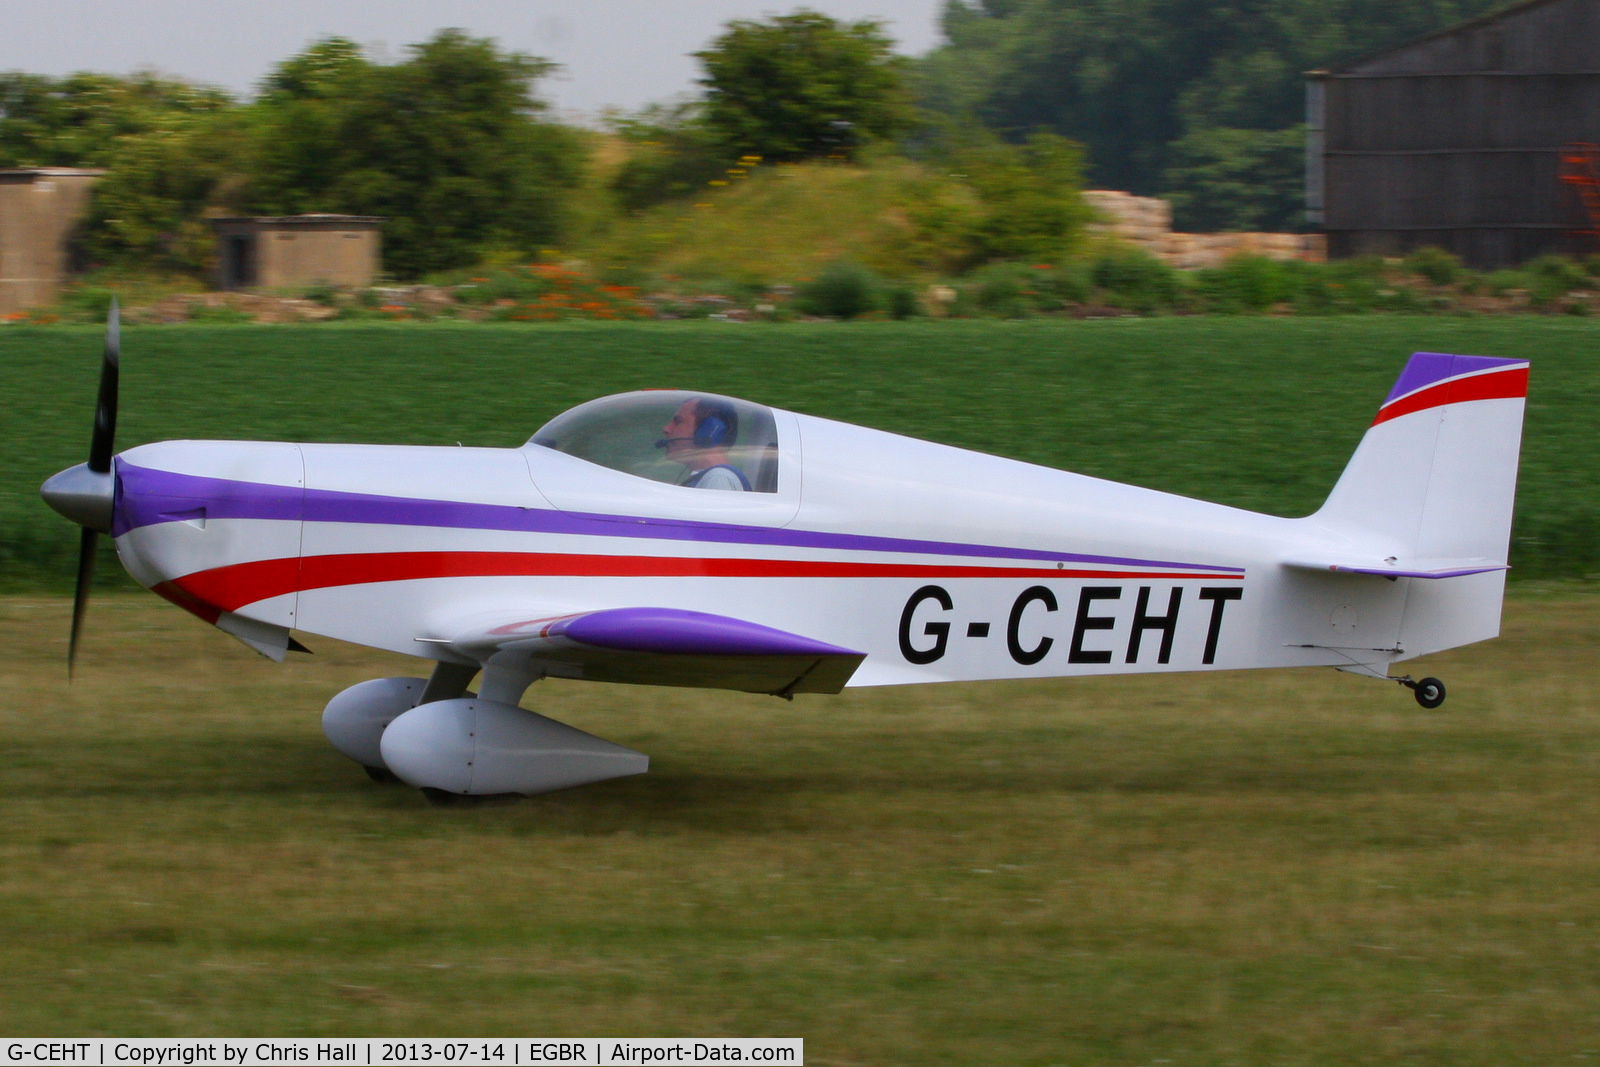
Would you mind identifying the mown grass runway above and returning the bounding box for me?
[3,317,1598,587]
[1,589,1598,1061]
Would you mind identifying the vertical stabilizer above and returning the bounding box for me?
[1313,353,1528,657]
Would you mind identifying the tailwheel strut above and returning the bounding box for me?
[1398,675,1447,709]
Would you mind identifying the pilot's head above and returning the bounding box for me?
[661,397,738,464]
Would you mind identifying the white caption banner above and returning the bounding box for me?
[3,1041,802,1067]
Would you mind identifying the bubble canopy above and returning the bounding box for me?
[529,391,781,493]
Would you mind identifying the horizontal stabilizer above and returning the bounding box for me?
[1282,554,1508,580]
[432,606,866,696]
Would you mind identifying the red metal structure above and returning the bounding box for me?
[1559,142,1600,245]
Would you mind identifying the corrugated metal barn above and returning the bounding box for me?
[1308,0,1600,267]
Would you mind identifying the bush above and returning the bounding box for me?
[962,261,1091,317]
[884,282,920,320]
[54,286,118,323]
[1288,257,1387,314]
[950,133,1091,264]
[1484,269,1528,298]
[1402,246,1464,286]
[1089,246,1179,313]
[450,268,547,306]
[608,111,736,213]
[1523,255,1591,307]
[969,262,1035,317]
[795,261,883,319]
[1193,254,1297,312]
[300,281,341,307]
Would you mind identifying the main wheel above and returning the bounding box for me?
[1413,676,1446,709]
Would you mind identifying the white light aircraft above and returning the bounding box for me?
[42,307,1529,802]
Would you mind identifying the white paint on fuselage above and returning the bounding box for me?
[112,405,1418,689]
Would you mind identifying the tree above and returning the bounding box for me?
[249,31,586,277]
[0,70,234,168]
[1162,126,1308,232]
[79,110,254,273]
[604,101,732,214]
[696,10,914,162]
[916,0,1509,203]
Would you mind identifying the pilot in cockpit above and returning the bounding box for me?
[658,397,751,491]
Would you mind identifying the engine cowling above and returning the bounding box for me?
[379,698,649,796]
[322,676,426,769]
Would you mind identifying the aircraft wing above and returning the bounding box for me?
[425,606,867,696]
[1282,554,1508,579]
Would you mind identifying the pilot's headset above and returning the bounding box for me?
[694,399,738,449]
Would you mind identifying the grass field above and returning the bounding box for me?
[3,316,1597,588]
[2,587,1598,1061]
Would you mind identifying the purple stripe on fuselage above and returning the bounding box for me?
[113,462,303,536]
[112,461,1244,574]
[552,607,863,658]
[1383,353,1528,405]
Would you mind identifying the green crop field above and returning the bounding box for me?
[3,317,1597,589]
[1,588,1598,1061]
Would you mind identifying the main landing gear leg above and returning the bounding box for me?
[1398,675,1447,709]
[419,660,479,705]
[415,663,540,808]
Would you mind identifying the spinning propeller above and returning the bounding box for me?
[40,300,120,675]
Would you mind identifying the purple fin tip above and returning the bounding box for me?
[1385,352,1528,406]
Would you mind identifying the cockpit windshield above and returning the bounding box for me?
[529,391,781,493]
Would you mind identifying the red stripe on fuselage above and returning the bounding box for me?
[170,550,1243,614]
[1372,366,1527,426]
[151,578,225,624]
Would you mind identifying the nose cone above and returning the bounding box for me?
[41,462,115,534]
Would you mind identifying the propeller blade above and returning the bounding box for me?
[69,526,98,677]
[69,299,118,676]
[87,298,119,474]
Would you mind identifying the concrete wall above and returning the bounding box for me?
[0,170,102,315]
[213,216,382,291]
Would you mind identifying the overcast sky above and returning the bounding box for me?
[1,1,949,119]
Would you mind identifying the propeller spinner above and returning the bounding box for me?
[40,299,120,674]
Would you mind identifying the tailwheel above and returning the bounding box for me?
[1400,675,1447,709]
